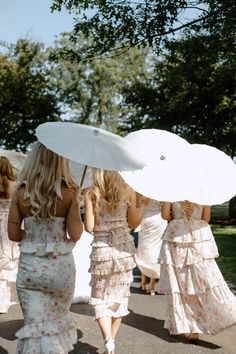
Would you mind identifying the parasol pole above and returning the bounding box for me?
[80,165,88,188]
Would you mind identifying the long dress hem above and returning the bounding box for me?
[157,202,236,335]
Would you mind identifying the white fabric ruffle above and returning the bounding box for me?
[19,240,75,257]
[159,239,219,267]
[164,285,236,335]
[16,314,78,354]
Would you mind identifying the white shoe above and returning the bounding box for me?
[104,337,115,354]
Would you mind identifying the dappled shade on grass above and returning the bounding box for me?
[212,225,236,287]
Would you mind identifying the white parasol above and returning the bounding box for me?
[36,122,146,174]
[186,144,236,205]
[120,129,192,202]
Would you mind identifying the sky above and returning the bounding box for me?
[0,0,75,46]
[0,1,204,48]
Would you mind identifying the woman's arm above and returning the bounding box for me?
[66,191,83,242]
[201,205,211,223]
[161,202,172,221]
[8,194,24,242]
[127,189,150,229]
[84,191,95,233]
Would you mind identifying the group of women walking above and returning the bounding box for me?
[1,140,236,354]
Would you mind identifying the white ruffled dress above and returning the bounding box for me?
[158,202,236,335]
[89,200,136,319]
[135,200,167,278]
[16,216,77,354]
[0,200,19,313]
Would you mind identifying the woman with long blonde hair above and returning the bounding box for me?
[85,169,149,354]
[8,142,83,354]
[0,156,19,313]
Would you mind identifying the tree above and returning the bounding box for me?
[119,34,236,157]
[49,34,150,131]
[51,0,235,58]
[0,40,60,152]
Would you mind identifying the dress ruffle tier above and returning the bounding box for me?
[158,214,236,335]
[16,314,78,354]
[19,240,75,257]
[89,201,136,319]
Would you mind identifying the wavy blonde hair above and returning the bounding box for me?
[0,156,15,199]
[91,169,127,214]
[16,141,78,219]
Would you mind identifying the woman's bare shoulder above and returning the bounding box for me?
[60,184,78,200]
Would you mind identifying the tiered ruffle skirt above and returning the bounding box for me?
[158,220,236,335]
[89,229,136,319]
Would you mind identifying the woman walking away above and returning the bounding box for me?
[85,169,149,354]
[158,200,236,341]
[135,195,167,295]
[0,156,19,313]
[8,142,83,354]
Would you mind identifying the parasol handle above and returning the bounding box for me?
[80,165,88,188]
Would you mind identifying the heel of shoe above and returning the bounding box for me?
[104,337,115,353]
[187,333,199,342]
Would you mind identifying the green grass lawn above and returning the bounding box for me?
[211,224,236,286]
[211,202,229,222]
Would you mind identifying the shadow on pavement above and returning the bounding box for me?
[70,303,94,317]
[124,310,221,350]
[0,346,8,354]
[70,330,99,354]
[123,309,171,342]
[171,335,221,350]
[0,319,23,340]
[193,340,221,350]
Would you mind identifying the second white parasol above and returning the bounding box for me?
[120,129,192,202]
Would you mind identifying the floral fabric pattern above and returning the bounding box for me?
[89,200,136,319]
[16,216,77,353]
[157,202,236,335]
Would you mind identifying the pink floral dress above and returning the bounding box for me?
[16,216,77,354]
[0,200,19,313]
[89,200,136,319]
[158,202,236,335]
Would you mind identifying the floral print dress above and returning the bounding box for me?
[158,202,236,335]
[0,200,19,313]
[16,216,77,354]
[89,200,136,319]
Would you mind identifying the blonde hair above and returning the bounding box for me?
[0,156,15,199]
[91,169,127,214]
[16,141,78,219]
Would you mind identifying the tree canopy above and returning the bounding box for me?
[51,0,235,58]
[49,33,150,131]
[120,34,236,157]
[0,40,60,152]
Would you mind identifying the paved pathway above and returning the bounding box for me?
[0,274,236,354]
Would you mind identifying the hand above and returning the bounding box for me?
[84,190,91,203]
